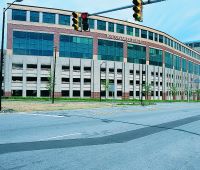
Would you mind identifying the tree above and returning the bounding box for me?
[169,85,177,100]
[194,89,200,100]
[102,79,109,99]
[46,71,53,97]
[142,83,152,100]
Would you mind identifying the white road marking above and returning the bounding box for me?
[41,133,82,141]
[17,113,65,118]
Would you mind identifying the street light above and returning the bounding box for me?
[100,61,106,102]
[0,0,23,110]
[52,46,57,104]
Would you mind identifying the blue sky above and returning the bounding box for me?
[1,0,200,43]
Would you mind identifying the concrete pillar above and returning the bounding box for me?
[22,61,27,97]
[122,62,129,99]
[91,60,100,98]
[37,60,41,97]
[80,59,84,98]
[69,59,73,98]
[4,51,12,96]
[54,52,61,97]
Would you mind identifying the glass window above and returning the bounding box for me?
[97,20,106,31]
[154,33,158,41]
[149,48,163,66]
[43,12,55,24]
[59,35,93,59]
[116,24,124,34]
[188,61,194,73]
[182,58,187,72]
[12,9,26,21]
[174,55,181,71]
[59,14,70,25]
[148,32,153,40]
[98,39,123,62]
[128,44,146,64]
[135,28,140,37]
[141,29,147,39]
[89,19,94,29]
[108,22,114,32]
[13,31,54,56]
[159,35,163,43]
[165,52,173,69]
[127,26,133,36]
[30,11,39,22]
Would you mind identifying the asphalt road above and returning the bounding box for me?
[0,103,200,170]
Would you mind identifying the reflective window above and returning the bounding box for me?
[165,52,173,69]
[12,9,26,21]
[182,58,187,72]
[108,22,114,32]
[59,14,70,25]
[174,55,181,71]
[154,33,158,41]
[149,48,163,66]
[159,35,163,43]
[59,35,93,59]
[127,44,146,64]
[148,32,153,40]
[135,28,140,37]
[89,19,94,29]
[97,20,106,31]
[43,12,55,24]
[127,26,133,36]
[116,24,124,34]
[188,61,194,73]
[98,39,123,62]
[141,29,147,39]
[30,11,39,22]
[13,31,54,56]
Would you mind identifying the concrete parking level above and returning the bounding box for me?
[0,103,200,170]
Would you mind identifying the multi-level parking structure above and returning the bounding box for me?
[3,4,200,100]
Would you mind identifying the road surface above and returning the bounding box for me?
[0,103,200,170]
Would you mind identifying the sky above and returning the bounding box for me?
[1,0,200,43]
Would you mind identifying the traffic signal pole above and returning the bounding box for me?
[89,0,166,16]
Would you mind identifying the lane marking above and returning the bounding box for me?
[17,113,65,118]
[40,133,82,141]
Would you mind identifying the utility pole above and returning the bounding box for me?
[52,46,57,104]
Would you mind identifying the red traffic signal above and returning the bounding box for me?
[81,13,89,31]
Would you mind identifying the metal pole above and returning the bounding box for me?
[0,9,5,111]
[52,47,57,104]
[100,63,102,102]
[141,64,144,105]
[90,0,166,16]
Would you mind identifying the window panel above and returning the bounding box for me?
[30,11,39,22]
[116,24,124,34]
[98,39,123,62]
[97,20,106,31]
[127,26,133,36]
[43,12,55,24]
[149,48,163,66]
[13,31,54,56]
[59,14,70,25]
[108,22,114,32]
[128,44,146,64]
[59,35,93,59]
[12,9,26,21]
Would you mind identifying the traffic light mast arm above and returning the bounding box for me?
[89,0,166,16]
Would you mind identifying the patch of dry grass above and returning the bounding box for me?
[2,101,112,112]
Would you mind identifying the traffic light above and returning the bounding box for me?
[81,13,89,31]
[72,12,79,31]
[133,0,143,22]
